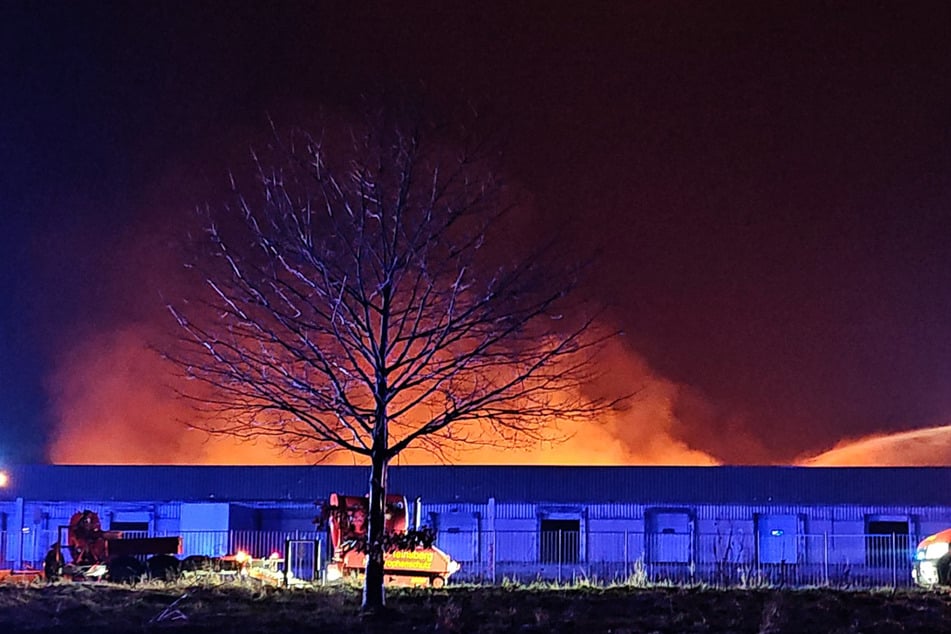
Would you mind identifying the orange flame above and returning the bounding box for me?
[49,319,951,468]
[47,323,719,466]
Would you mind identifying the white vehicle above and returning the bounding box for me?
[913,529,951,587]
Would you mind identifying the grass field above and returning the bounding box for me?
[3,580,951,633]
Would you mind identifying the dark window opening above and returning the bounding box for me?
[540,519,580,564]
[110,521,149,533]
[866,520,910,567]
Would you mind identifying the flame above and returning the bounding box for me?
[47,321,719,466]
[36,126,950,470]
[797,424,951,466]
[47,315,951,468]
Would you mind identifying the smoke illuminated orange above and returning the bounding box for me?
[48,320,951,467]
[48,324,720,465]
[796,424,951,466]
[43,220,947,470]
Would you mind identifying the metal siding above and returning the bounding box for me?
[6,465,951,507]
[422,503,487,517]
[157,503,180,519]
[495,503,537,520]
[588,504,643,519]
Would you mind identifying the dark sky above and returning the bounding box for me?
[2,2,951,465]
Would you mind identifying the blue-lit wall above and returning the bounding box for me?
[3,465,951,584]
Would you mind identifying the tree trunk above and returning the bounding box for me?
[362,452,388,611]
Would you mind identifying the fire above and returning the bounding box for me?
[47,324,719,466]
[46,317,951,468]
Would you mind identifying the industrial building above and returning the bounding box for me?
[2,465,949,586]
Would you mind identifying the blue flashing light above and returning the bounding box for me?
[770,529,784,537]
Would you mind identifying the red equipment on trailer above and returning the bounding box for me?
[38,510,248,583]
[321,493,460,587]
[45,510,184,582]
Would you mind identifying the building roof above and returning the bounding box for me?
[3,465,951,507]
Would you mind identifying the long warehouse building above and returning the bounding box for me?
[2,465,949,586]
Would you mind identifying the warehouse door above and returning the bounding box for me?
[433,510,479,565]
[540,519,580,564]
[646,509,693,564]
[866,515,911,568]
[755,514,801,564]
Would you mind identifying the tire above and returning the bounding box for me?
[147,554,182,581]
[181,555,216,573]
[108,556,147,584]
[431,575,445,588]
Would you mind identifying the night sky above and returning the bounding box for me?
[2,2,951,465]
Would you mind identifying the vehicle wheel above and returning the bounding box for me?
[181,555,216,572]
[43,546,63,582]
[147,554,182,581]
[937,554,951,585]
[431,575,445,588]
[108,556,147,584]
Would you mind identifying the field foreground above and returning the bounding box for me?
[3,582,951,633]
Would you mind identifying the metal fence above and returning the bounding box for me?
[0,528,922,588]
[0,528,323,569]
[440,529,921,588]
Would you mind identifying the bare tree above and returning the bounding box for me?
[167,106,613,610]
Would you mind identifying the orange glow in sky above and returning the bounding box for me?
[46,322,951,468]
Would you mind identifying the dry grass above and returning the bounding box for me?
[2,580,951,632]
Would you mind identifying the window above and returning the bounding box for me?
[540,519,580,564]
[110,521,149,533]
[866,519,910,568]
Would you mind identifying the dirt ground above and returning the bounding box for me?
[3,581,951,633]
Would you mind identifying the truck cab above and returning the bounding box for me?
[913,528,951,587]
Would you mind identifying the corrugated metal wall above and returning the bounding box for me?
[7,465,951,506]
[3,465,951,586]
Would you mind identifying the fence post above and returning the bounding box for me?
[623,530,628,581]
[891,532,897,589]
[315,538,323,584]
[283,538,290,588]
[487,497,496,584]
[823,532,829,586]
[13,497,24,569]
[488,530,496,585]
[754,525,759,582]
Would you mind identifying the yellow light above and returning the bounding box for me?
[235,550,250,563]
[0,471,8,488]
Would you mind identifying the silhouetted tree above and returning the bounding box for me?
[167,103,612,611]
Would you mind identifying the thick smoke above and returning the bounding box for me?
[46,204,947,467]
[43,205,724,465]
[46,317,721,465]
[42,114,938,468]
[42,117,732,466]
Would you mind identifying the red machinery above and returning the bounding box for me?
[321,493,460,587]
[45,510,184,582]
